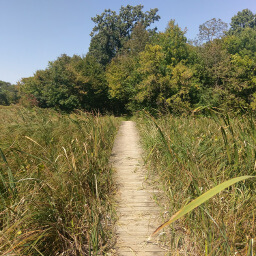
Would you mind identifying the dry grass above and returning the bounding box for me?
[0,105,120,255]
[137,111,256,255]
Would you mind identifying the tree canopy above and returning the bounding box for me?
[88,5,160,66]
[229,8,256,34]
[198,18,228,42]
[13,6,256,114]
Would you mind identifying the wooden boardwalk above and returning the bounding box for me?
[110,121,167,256]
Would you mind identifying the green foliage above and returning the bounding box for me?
[225,27,256,57]
[166,62,200,113]
[0,80,18,105]
[19,54,110,112]
[88,5,160,66]
[135,44,169,110]
[20,55,84,111]
[123,22,151,55]
[106,23,152,113]
[111,20,198,113]
[158,20,188,65]
[16,7,256,115]
[109,9,256,114]
[229,54,256,97]
[106,54,138,110]
[195,39,230,87]
[229,9,256,34]
[75,55,110,111]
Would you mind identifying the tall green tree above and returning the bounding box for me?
[227,54,256,110]
[106,54,138,112]
[135,44,169,110]
[229,9,256,35]
[196,39,230,87]
[157,20,188,66]
[106,23,151,112]
[88,5,160,66]
[107,20,200,113]
[122,22,151,55]
[229,9,256,34]
[224,27,256,57]
[166,62,200,113]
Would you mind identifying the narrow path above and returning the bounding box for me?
[110,121,166,256]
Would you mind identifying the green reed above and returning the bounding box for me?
[137,111,256,255]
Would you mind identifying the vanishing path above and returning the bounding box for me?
[110,121,166,256]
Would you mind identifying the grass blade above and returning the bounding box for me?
[143,110,176,161]
[221,127,232,164]
[0,148,16,194]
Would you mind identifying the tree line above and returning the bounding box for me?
[0,81,18,105]
[2,6,256,114]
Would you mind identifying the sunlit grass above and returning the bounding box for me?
[0,105,120,255]
[138,111,256,255]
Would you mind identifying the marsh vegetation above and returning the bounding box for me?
[138,111,256,255]
[0,106,119,255]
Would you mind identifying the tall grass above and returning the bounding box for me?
[137,111,256,255]
[0,105,119,255]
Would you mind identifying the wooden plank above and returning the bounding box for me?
[110,121,166,256]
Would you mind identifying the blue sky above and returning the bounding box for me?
[1,0,256,84]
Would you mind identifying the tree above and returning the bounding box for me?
[88,5,160,66]
[122,22,151,55]
[77,54,110,111]
[198,18,228,43]
[224,27,256,57]
[105,23,151,113]
[158,20,188,65]
[20,54,112,112]
[197,39,230,87]
[20,55,88,111]
[228,54,256,110]
[0,80,18,105]
[135,44,170,110]
[190,35,233,109]
[229,9,256,34]
[106,54,138,111]
[167,62,200,113]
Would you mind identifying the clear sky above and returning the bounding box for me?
[1,0,255,84]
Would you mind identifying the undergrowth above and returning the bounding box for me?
[0,105,119,255]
